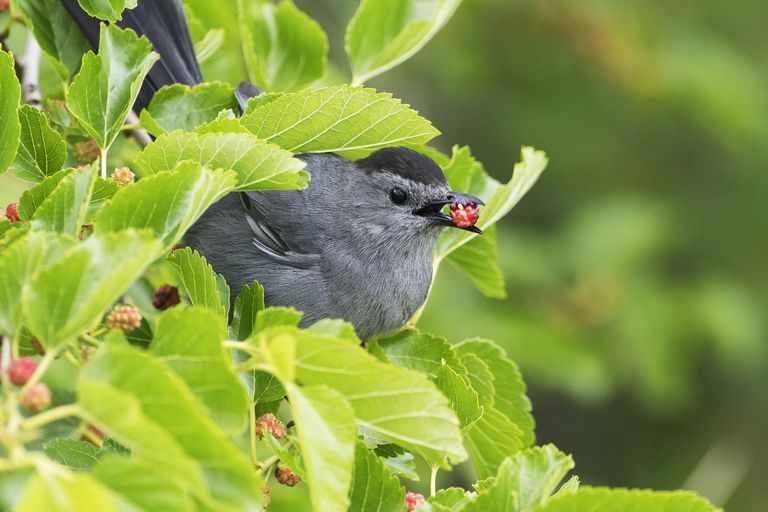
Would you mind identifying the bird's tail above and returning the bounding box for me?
[60,0,203,112]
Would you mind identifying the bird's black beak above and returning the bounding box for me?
[414,192,484,234]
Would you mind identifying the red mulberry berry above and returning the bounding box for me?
[274,464,301,487]
[449,201,479,229]
[406,492,425,511]
[254,413,287,440]
[5,203,19,223]
[7,357,37,386]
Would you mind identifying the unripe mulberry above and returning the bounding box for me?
[20,383,51,412]
[274,464,301,487]
[72,139,100,164]
[255,413,287,440]
[106,305,142,330]
[406,492,425,511]
[7,357,37,386]
[112,167,135,186]
[152,285,180,310]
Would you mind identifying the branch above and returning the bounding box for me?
[125,110,153,148]
[20,34,41,109]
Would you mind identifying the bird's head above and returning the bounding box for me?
[353,147,483,239]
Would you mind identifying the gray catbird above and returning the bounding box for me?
[62,0,483,339]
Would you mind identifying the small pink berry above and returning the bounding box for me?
[20,383,51,412]
[7,357,37,386]
[112,167,135,186]
[274,464,301,487]
[0,0,8,12]
[106,305,142,331]
[255,413,287,440]
[5,203,19,223]
[406,492,425,511]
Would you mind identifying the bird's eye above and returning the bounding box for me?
[389,187,408,205]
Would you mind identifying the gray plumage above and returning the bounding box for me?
[185,150,480,340]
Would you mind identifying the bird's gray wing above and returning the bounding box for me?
[239,192,319,269]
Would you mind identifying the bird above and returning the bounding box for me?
[61,0,483,339]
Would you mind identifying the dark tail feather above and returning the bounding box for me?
[60,0,203,112]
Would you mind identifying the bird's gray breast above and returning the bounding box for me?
[321,234,436,340]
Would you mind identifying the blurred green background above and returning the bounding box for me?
[2,0,766,510]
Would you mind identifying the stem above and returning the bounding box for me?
[100,147,108,180]
[20,34,42,108]
[21,403,81,431]
[1,336,10,374]
[249,402,260,468]
[258,454,279,475]
[430,466,439,496]
[223,340,258,353]
[20,344,60,393]
[124,111,152,148]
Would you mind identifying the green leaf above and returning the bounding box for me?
[346,0,462,84]
[372,445,419,481]
[448,225,506,298]
[93,456,194,512]
[0,232,48,336]
[18,169,74,221]
[495,445,574,511]
[253,307,304,333]
[429,488,473,511]
[457,353,495,405]
[86,178,120,221]
[16,472,123,512]
[239,85,440,155]
[238,0,328,91]
[0,51,20,174]
[286,383,357,512]
[150,307,249,433]
[260,327,466,465]
[17,0,91,77]
[134,130,308,191]
[435,147,547,263]
[532,487,722,512]
[371,328,464,377]
[167,248,230,318]
[463,457,519,512]
[76,0,137,23]
[455,339,535,446]
[30,167,95,236]
[464,406,525,480]
[138,82,238,136]
[43,439,102,470]
[349,442,407,512]
[434,364,482,430]
[10,105,67,182]
[95,162,236,251]
[230,281,264,340]
[78,345,263,510]
[66,24,159,150]
[23,230,161,346]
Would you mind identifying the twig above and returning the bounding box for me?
[20,34,41,109]
[125,111,152,148]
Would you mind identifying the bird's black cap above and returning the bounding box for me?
[356,147,448,187]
